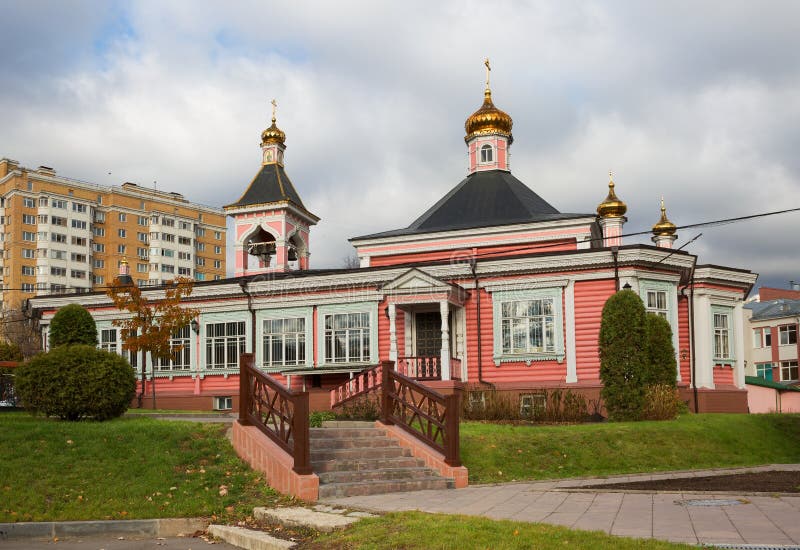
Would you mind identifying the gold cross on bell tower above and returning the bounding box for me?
[484,57,491,90]
[270,98,277,122]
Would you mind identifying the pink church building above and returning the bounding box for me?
[30,77,756,414]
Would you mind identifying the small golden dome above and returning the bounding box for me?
[596,172,627,218]
[464,88,514,143]
[261,116,286,146]
[652,198,677,236]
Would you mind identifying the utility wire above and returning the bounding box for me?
[1,205,799,293]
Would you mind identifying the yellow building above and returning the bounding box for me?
[0,158,226,311]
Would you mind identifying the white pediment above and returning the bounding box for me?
[382,268,452,292]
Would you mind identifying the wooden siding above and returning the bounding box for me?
[678,296,691,382]
[574,278,616,382]
[369,240,577,267]
[464,288,494,383]
[714,366,735,387]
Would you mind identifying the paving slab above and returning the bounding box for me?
[208,524,295,550]
[254,506,360,533]
[322,464,800,546]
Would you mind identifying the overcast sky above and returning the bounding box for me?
[2,1,799,293]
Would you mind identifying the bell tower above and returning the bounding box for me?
[224,100,319,277]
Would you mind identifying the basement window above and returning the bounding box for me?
[213,396,233,411]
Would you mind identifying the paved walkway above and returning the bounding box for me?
[325,464,800,547]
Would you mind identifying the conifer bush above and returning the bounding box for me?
[16,345,135,421]
[49,304,98,348]
[598,289,649,421]
[644,313,678,388]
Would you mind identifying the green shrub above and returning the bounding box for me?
[310,411,336,427]
[0,341,23,362]
[16,345,135,421]
[641,384,682,420]
[645,313,678,388]
[598,289,649,421]
[49,304,98,348]
[336,393,380,421]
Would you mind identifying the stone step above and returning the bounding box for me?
[207,524,295,549]
[321,420,376,429]
[310,436,396,449]
[318,477,453,499]
[253,506,361,534]
[310,446,411,462]
[310,427,386,439]
[311,456,426,473]
[317,466,440,484]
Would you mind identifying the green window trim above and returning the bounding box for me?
[316,302,379,367]
[256,306,314,373]
[491,288,565,366]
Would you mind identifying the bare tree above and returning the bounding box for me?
[0,308,42,359]
[342,253,361,269]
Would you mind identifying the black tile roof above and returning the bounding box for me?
[353,169,592,240]
[225,163,306,210]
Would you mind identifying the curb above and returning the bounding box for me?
[0,517,206,540]
[208,524,296,550]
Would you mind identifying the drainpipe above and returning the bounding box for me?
[682,260,699,414]
[611,246,620,291]
[239,279,256,355]
[470,258,492,387]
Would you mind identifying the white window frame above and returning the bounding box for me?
[479,143,494,163]
[154,325,192,373]
[780,360,798,382]
[99,328,119,354]
[755,362,772,379]
[492,288,564,366]
[711,306,735,364]
[317,303,378,366]
[779,324,797,346]
[202,315,248,371]
[258,306,313,373]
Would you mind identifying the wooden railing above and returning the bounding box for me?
[329,363,382,409]
[397,356,463,381]
[380,361,461,466]
[397,356,440,380]
[238,353,311,475]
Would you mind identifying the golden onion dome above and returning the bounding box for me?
[261,116,286,146]
[464,88,514,143]
[596,172,627,218]
[652,198,677,236]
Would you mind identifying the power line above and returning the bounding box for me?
[0,205,799,294]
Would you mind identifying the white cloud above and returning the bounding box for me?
[1,0,799,289]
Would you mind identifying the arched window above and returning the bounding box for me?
[480,144,494,163]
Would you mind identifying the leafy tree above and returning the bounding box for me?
[16,344,135,421]
[49,304,98,348]
[106,277,199,408]
[0,341,23,362]
[645,313,678,388]
[598,289,649,421]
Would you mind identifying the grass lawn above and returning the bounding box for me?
[0,412,285,522]
[308,511,693,549]
[461,413,800,483]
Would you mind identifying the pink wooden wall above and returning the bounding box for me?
[747,383,800,413]
[574,278,616,382]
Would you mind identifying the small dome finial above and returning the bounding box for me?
[464,59,513,143]
[597,170,627,218]
[261,98,286,146]
[652,196,677,236]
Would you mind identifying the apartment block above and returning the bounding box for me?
[0,158,226,311]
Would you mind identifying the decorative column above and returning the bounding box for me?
[440,301,451,381]
[564,281,577,383]
[388,303,398,363]
[693,294,714,389]
[734,301,746,389]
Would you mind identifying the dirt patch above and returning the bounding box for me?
[584,470,800,493]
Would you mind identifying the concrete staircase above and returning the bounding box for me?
[310,421,454,499]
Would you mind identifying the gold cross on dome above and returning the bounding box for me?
[484,58,491,89]
[271,98,277,121]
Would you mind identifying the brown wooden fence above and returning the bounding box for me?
[238,353,311,475]
[379,361,461,467]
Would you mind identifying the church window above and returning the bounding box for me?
[205,321,246,370]
[492,288,565,365]
[262,317,306,368]
[480,144,493,163]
